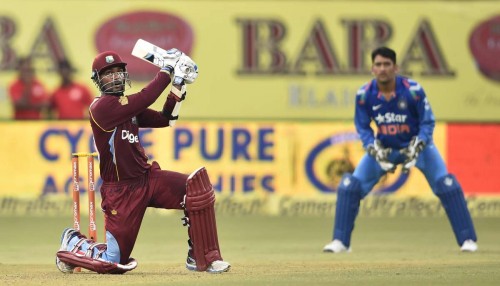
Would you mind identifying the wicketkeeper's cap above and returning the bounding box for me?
[91,51,127,79]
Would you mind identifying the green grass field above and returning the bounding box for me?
[1,214,499,285]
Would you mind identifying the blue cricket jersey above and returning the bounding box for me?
[354,75,435,150]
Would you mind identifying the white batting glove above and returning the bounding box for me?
[173,54,198,85]
[367,140,395,173]
[158,48,184,75]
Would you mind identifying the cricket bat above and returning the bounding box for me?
[132,39,186,123]
[131,38,189,86]
[131,39,169,68]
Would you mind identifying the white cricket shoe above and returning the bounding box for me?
[186,257,231,273]
[206,260,231,273]
[55,228,78,273]
[460,239,478,252]
[323,239,351,253]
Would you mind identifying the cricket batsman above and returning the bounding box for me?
[55,49,230,274]
[323,47,478,253]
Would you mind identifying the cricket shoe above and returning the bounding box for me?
[55,227,78,273]
[323,239,351,253]
[460,239,478,252]
[185,240,197,272]
[186,256,231,273]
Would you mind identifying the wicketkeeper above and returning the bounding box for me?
[323,47,477,254]
[56,48,230,274]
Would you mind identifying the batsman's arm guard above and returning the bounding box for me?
[56,240,137,274]
[182,167,223,271]
[161,84,186,127]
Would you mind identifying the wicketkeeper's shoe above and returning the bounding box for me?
[323,239,351,253]
[55,227,78,273]
[185,256,231,273]
[460,239,478,252]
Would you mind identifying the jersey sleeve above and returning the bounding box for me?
[137,88,186,128]
[90,72,171,131]
[136,108,170,127]
[409,81,435,145]
[354,85,375,148]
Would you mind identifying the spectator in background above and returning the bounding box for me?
[8,56,50,119]
[51,59,93,119]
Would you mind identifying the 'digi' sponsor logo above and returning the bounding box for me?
[304,132,408,194]
[122,130,139,143]
[374,112,410,135]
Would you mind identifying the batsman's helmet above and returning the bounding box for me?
[91,51,130,94]
[91,51,127,80]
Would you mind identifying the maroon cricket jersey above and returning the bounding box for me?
[89,72,172,182]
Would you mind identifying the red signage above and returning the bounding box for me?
[447,124,500,194]
[95,11,194,80]
[469,16,500,82]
